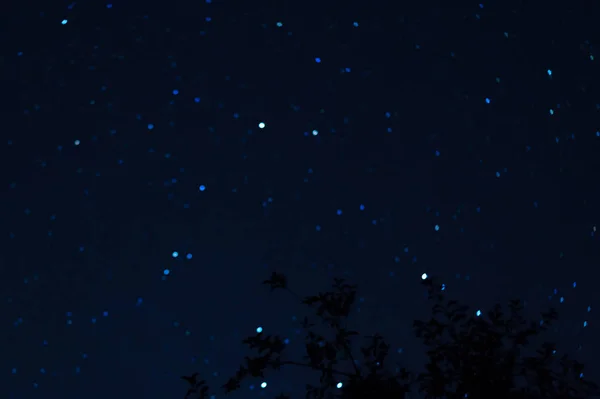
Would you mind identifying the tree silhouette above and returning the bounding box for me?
[182,272,599,399]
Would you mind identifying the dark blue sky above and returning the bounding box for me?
[2,0,600,398]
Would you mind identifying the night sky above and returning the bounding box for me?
[2,0,600,398]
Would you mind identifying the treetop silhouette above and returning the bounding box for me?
[182,272,599,399]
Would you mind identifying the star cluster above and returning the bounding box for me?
[2,0,599,398]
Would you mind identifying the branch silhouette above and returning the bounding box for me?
[182,272,599,399]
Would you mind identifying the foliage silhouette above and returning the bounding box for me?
[182,272,599,399]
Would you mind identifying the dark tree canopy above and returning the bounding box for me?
[181,272,599,399]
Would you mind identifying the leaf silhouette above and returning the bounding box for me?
[263,272,288,291]
[183,273,599,399]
